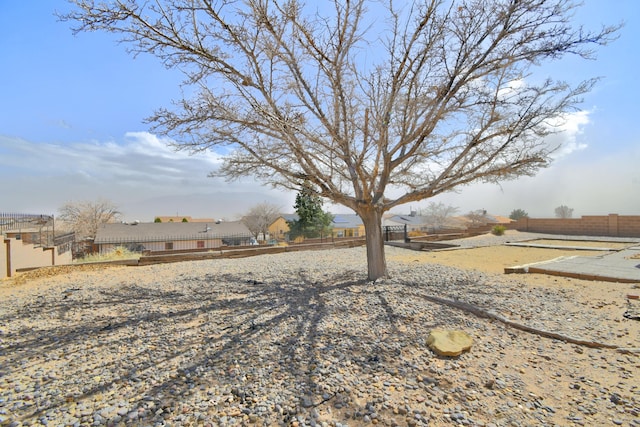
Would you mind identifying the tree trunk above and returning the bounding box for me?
[359,207,388,281]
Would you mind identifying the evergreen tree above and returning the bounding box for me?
[288,184,333,239]
[509,209,529,220]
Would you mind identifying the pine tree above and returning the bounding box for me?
[288,184,333,239]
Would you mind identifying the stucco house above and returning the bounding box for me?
[268,213,364,241]
[153,215,217,223]
[331,214,365,238]
[94,221,254,254]
[267,214,299,241]
[383,212,433,232]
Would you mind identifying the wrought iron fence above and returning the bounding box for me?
[383,224,408,242]
[54,232,76,255]
[93,232,257,255]
[0,212,54,232]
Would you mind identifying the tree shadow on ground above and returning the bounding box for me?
[0,270,471,426]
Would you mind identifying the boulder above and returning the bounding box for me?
[427,329,473,357]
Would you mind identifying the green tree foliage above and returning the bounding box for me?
[181,217,189,222]
[288,184,333,239]
[492,225,507,236]
[154,217,162,223]
[509,209,529,220]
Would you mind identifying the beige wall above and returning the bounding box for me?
[1,239,7,279]
[511,214,640,237]
[268,217,290,240]
[1,238,72,278]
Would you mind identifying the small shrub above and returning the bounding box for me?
[492,225,506,236]
[75,246,140,263]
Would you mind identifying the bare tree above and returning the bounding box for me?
[242,202,281,240]
[63,0,618,280]
[555,205,574,218]
[419,202,459,231]
[58,199,121,240]
[466,209,489,227]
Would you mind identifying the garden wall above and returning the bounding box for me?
[511,214,640,237]
[1,237,73,278]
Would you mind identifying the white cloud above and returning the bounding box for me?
[545,110,590,159]
[0,132,289,219]
[414,143,640,218]
[496,78,526,99]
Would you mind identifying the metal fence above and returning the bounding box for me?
[383,224,408,242]
[0,212,58,249]
[0,212,54,232]
[93,232,257,255]
[54,232,76,255]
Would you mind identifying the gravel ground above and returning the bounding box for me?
[0,237,639,427]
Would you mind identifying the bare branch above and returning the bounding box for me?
[61,0,620,279]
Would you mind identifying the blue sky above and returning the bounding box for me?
[1,1,638,221]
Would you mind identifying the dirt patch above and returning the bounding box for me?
[0,263,128,296]
[386,245,604,274]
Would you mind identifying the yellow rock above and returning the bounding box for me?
[426,330,473,357]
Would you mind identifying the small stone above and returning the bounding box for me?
[426,330,473,357]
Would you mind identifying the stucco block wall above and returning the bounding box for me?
[1,239,8,279]
[55,250,72,266]
[8,238,54,275]
[619,216,640,237]
[1,238,72,278]
[512,214,640,237]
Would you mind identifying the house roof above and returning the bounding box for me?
[331,214,363,229]
[273,213,363,229]
[486,214,513,224]
[94,221,252,244]
[153,216,217,223]
[383,214,431,226]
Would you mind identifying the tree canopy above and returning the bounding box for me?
[509,209,529,221]
[58,199,121,240]
[555,205,574,218]
[288,184,333,239]
[242,202,281,239]
[63,0,618,279]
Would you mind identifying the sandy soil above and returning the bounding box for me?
[387,245,605,275]
[1,241,639,426]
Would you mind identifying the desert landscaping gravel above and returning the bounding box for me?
[0,234,639,427]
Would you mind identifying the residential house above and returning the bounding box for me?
[384,210,512,234]
[383,211,433,233]
[268,213,365,241]
[94,221,254,254]
[153,215,217,223]
[331,214,365,238]
[268,214,299,241]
